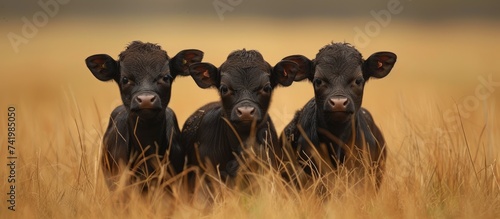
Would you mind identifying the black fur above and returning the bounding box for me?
[183,49,302,182]
[85,41,203,191]
[280,42,397,188]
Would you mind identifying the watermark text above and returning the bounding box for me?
[6,106,17,211]
[7,0,70,53]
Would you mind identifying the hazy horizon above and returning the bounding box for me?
[2,0,499,20]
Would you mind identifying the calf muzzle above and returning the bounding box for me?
[329,97,349,112]
[323,95,353,122]
[136,94,157,109]
[236,106,256,121]
[131,92,162,113]
[230,101,261,124]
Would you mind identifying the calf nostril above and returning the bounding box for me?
[237,106,255,118]
[330,97,348,111]
[136,94,157,109]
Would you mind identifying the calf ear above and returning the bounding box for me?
[170,49,204,77]
[85,54,119,81]
[281,55,314,82]
[272,60,300,87]
[363,52,397,80]
[189,62,218,88]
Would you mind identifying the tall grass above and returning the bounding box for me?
[7,91,499,219]
[2,18,499,219]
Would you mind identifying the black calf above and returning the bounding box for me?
[85,41,203,191]
[182,49,302,181]
[280,42,397,188]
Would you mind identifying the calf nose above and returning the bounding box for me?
[236,106,255,121]
[136,94,156,109]
[329,97,348,112]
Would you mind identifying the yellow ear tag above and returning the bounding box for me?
[182,59,187,65]
[377,61,383,68]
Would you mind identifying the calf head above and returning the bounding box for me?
[85,41,203,120]
[284,43,397,125]
[189,49,302,129]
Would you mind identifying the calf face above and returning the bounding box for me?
[284,43,396,126]
[189,49,300,132]
[86,41,203,120]
[280,42,396,188]
[183,49,302,181]
[85,41,203,191]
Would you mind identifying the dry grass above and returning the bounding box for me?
[1,17,500,218]
[9,96,499,219]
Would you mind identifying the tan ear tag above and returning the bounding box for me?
[203,70,209,78]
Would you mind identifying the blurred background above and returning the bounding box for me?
[1,0,499,150]
[1,2,499,217]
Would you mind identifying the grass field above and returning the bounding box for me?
[1,17,500,218]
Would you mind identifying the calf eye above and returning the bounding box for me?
[355,78,364,86]
[220,84,229,95]
[163,74,172,82]
[262,84,272,93]
[313,78,322,87]
[121,77,129,84]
